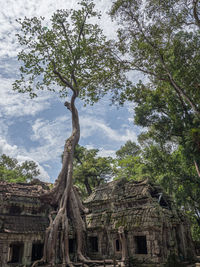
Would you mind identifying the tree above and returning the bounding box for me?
[114,140,143,180]
[73,145,113,197]
[116,140,140,159]
[14,1,127,265]
[0,154,40,183]
[110,0,200,177]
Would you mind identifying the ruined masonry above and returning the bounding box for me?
[0,178,196,266]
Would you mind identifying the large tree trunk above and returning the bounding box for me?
[32,92,88,266]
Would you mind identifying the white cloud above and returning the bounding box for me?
[97,148,116,158]
[0,137,18,155]
[0,77,52,117]
[80,116,138,143]
[0,0,115,58]
[30,116,71,162]
[84,144,116,158]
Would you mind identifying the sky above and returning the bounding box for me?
[0,0,142,182]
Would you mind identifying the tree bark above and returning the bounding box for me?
[193,0,200,28]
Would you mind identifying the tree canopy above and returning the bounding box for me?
[110,0,200,160]
[14,0,128,102]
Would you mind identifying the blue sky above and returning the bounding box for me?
[0,0,142,182]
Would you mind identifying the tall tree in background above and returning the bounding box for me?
[110,0,200,176]
[14,1,127,265]
[116,140,140,159]
[114,140,143,180]
[73,145,113,196]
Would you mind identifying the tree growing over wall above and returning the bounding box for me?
[13,1,128,265]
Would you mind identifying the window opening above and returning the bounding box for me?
[8,243,24,263]
[150,190,171,209]
[9,205,21,215]
[89,236,98,252]
[115,239,121,252]
[31,243,43,261]
[69,239,75,254]
[135,236,147,254]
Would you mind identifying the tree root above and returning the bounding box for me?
[31,258,45,267]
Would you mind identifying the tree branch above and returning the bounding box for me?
[194,160,200,178]
[130,66,169,82]
[60,21,74,55]
[59,21,79,88]
[51,60,74,91]
[166,70,200,117]
[132,17,200,117]
[77,11,88,47]
[193,0,200,28]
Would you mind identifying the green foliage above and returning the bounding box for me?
[114,141,144,181]
[0,154,40,183]
[110,0,200,147]
[73,145,113,197]
[13,0,128,103]
[116,140,140,159]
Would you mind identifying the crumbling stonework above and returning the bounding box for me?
[84,178,196,265]
[0,178,196,266]
[0,182,51,266]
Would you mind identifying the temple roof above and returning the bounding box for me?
[84,179,184,231]
[0,180,49,198]
[85,178,169,203]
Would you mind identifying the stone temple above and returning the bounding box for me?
[0,178,196,266]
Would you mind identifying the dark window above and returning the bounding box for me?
[31,243,43,261]
[150,191,171,209]
[115,239,121,252]
[135,236,147,254]
[159,196,169,208]
[89,236,98,252]
[9,243,24,263]
[69,239,75,254]
[9,205,21,215]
